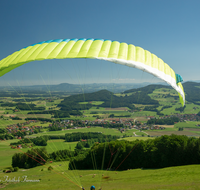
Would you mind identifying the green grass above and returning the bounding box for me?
[31,127,123,137]
[90,101,104,105]
[183,103,200,114]
[120,136,155,141]
[46,98,63,107]
[135,131,147,136]
[132,111,158,117]
[0,139,78,168]
[150,127,178,132]
[0,139,20,167]
[175,121,200,128]
[0,119,25,128]
[46,140,78,153]
[0,164,200,189]
[123,129,138,136]
[79,101,104,105]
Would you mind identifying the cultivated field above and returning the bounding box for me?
[146,130,198,136]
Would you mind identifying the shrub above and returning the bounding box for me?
[48,166,53,171]
[13,167,19,172]
[6,167,14,172]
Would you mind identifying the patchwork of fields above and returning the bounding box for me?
[1,85,200,189]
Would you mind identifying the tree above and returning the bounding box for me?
[75,142,84,150]
[13,167,19,172]
[109,114,115,118]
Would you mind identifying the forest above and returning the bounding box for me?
[1,102,45,110]
[10,136,48,147]
[147,116,180,125]
[65,132,119,142]
[70,134,200,170]
[58,89,158,112]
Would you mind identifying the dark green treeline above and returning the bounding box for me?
[70,134,200,170]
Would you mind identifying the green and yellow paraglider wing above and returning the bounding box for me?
[0,38,185,105]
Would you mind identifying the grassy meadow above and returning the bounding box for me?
[0,163,200,189]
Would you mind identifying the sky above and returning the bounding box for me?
[0,0,200,86]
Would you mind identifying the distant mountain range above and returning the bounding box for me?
[1,81,200,104]
[0,82,167,94]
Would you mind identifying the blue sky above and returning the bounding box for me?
[0,0,199,86]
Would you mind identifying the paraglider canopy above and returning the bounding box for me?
[176,74,183,84]
[0,38,185,106]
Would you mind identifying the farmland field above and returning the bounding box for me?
[46,140,78,153]
[175,121,200,128]
[146,130,198,136]
[30,127,123,137]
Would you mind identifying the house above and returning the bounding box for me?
[5,170,12,173]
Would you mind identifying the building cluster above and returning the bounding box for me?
[59,118,134,128]
[174,113,200,122]
[147,113,200,121]
[6,120,42,136]
[4,113,200,139]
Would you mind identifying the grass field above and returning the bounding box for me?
[135,131,147,136]
[30,127,124,137]
[0,139,78,168]
[46,140,78,153]
[79,101,104,105]
[1,127,200,190]
[175,121,200,128]
[0,164,200,189]
[0,139,19,168]
[146,130,197,136]
[120,136,155,141]
[0,119,25,128]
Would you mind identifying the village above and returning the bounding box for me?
[2,113,200,141]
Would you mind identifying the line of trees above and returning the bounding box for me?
[75,135,119,149]
[27,110,82,118]
[10,136,48,147]
[12,147,48,168]
[175,105,186,113]
[0,133,14,140]
[65,132,119,142]
[49,149,74,161]
[69,134,200,170]
[1,102,45,110]
[147,116,179,125]
[25,117,52,122]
